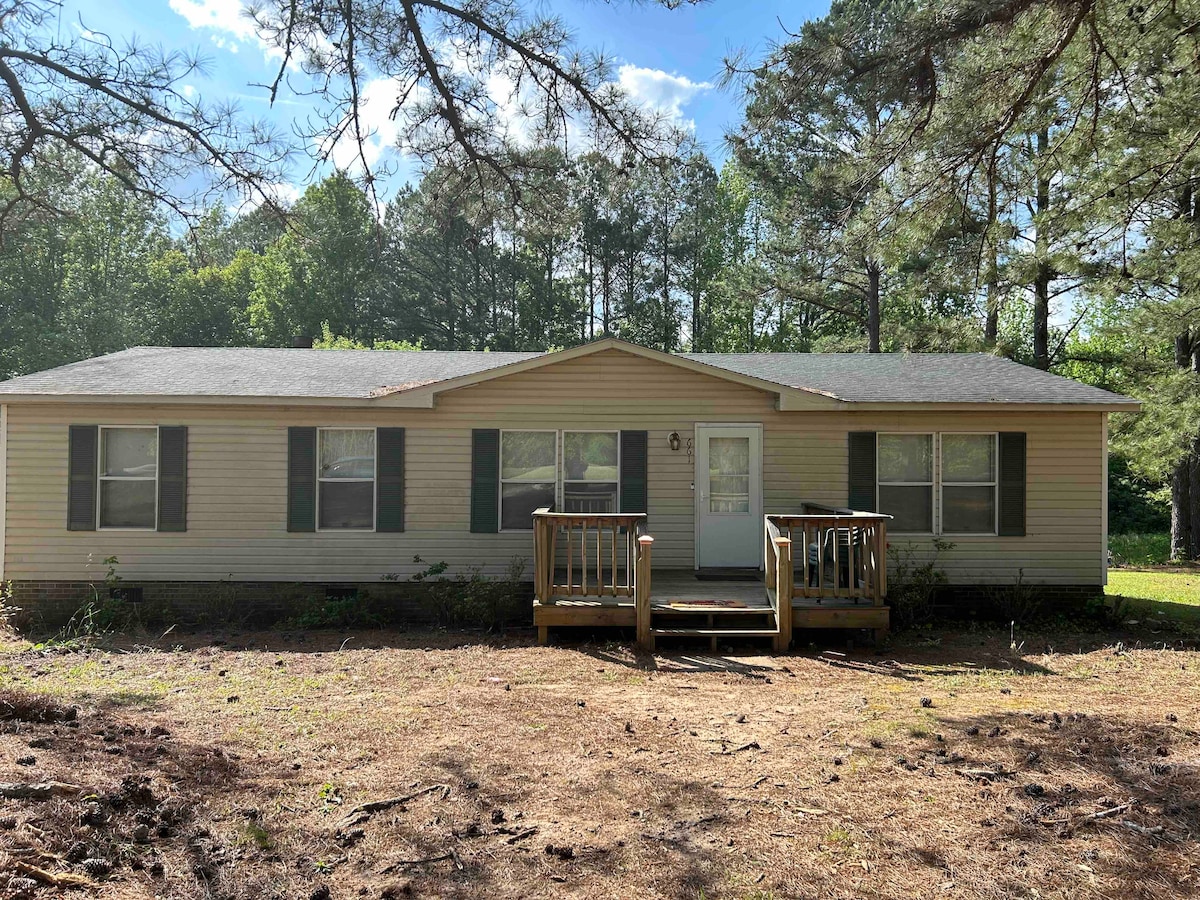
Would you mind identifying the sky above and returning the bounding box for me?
[56,0,833,202]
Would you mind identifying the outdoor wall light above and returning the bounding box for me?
[668,431,681,451]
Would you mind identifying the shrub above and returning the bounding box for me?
[413,555,529,632]
[887,540,954,630]
[983,569,1045,625]
[284,590,383,629]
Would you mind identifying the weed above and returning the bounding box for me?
[239,821,273,851]
[0,581,20,628]
[887,540,954,629]
[413,555,529,632]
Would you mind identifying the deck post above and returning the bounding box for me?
[773,537,793,653]
[635,535,655,651]
[875,522,888,605]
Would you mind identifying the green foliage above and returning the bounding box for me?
[1109,533,1171,568]
[412,555,529,632]
[0,581,19,628]
[311,322,420,351]
[886,540,955,630]
[1107,455,1169,535]
[284,591,383,630]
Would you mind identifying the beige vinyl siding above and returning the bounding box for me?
[1,348,1105,586]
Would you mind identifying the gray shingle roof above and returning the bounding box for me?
[0,344,1136,406]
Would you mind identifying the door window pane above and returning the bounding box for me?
[943,485,995,534]
[101,428,157,478]
[319,429,376,479]
[878,434,932,483]
[878,484,933,533]
[99,480,156,529]
[319,481,375,529]
[709,436,750,513]
[502,483,556,529]
[942,434,995,483]
[501,432,557,481]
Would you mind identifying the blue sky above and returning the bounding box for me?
[58,0,832,201]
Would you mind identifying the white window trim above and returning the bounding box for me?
[876,432,935,536]
[561,430,620,514]
[498,429,559,533]
[939,432,999,537]
[97,425,159,532]
[316,426,378,533]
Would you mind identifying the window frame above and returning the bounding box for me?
[316,426,378,533]
[96,425,160,532]
[561,430,621,516]
[498,429,560,533]
[939,431,999,537]
[875,431,935,536]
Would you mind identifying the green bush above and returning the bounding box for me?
[886,540,954,630]
[412,555,529,632]
[1109,533,1170,567]
[284,590,383,629]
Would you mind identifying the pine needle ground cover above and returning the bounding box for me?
[0,629,1196,899]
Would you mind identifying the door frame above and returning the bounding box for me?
[693,422,764,570]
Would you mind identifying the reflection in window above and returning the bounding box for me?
[99,427,158,528]
[942,434,996,534]
[318,428,375,529]
[563,432,618,514]
[709,436,750,514]
[877,433,933,532]
[500,431,556,530]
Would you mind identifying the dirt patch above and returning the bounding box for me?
[0,628,1197,898]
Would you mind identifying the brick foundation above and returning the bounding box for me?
[6,579,533,630]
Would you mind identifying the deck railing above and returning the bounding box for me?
[532,508,651,604]
[766,506,890,606]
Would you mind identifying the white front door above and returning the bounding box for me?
[695,424,763,569]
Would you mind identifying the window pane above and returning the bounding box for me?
[102,428,157,478]
[710,437,750,476]
[319,481,375,529]
[501,432,557,481]
[564,432,618,482]
[878,434,931,483]
[878,484,932,532]
[502,482,555,529]
[943,434,995,483]
[100,480,156,528]
[563,482,617,514]
[320,430,375,479]
[943,485,995,534]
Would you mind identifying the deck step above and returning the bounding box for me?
[650,628,780,637]
[651,604,773,615]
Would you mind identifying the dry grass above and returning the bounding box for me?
[0,626,1198,899]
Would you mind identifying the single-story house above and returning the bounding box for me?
[0,338,1138,646]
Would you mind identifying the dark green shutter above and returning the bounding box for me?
[998,431,1027,536]
[67,425,98,531]
[619,431,648,513]
[470,429,500,533]
[376,427,405,533]
[157,426,188,532]
[847,431,877,512]
[287,427,317,533]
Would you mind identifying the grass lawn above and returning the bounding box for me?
[0,626,1198,898]
[1107,568,1200,628]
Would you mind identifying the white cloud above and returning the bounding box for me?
[169,0,258,43]
[616,64,712,125]
[324,77,429,173]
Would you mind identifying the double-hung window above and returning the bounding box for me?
[563,432,618,514]
[318,428,376,530]
[941,433,997,534]
[500,431,558,531]
[877,433,933,533]
[98,426,158,529]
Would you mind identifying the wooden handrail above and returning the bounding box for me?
[533,509,650,603]
[766,512,891,607]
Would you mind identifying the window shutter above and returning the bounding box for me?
[847,431,877,512]
[619,431,648,513]
[287,427,317,533]
[157,426,188,532]
[376,427,405,533]
[470,429,500,533]
[67,425,98,531]
[998,432,1027,537]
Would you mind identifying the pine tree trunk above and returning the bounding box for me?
[866,262,881,353]
[1033,125,1051,370]
[1172,329,1193,560]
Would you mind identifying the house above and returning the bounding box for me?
[0,338,1138,647]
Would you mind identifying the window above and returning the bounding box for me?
[500,431,557,530]
[877,433,933,533]
[318,428,375,529]
[563,432,618,514]
[98,427,158,529]
[941,433,997,534]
